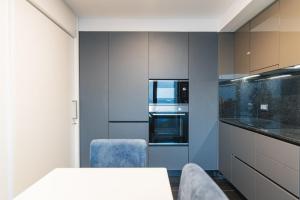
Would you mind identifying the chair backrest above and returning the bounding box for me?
[90,139,147,168]
[178,163,229,200]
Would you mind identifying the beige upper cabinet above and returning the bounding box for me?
[218,33,234,77]
[279,0,300,68]
[234,23,250,76]
[250,1,280,73]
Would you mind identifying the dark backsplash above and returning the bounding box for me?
[219,67,300,128]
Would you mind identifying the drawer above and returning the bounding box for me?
[149,146,188,170]
[255,134,299,196]
[255,171,298,200]
[219,122,232,181]
[231,125,255,167]
[231,156,255,200]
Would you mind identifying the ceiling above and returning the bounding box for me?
[65,0,237,18]
[65,0,276,32]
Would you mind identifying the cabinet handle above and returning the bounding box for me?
[246,51,251,55]
[72,100,78,120]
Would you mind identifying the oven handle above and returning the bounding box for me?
[151,113,186,116]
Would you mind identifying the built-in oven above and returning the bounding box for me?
[149,79,189,144]
[149,105,188,144]
[149,80,188,105]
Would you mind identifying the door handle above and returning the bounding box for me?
[72,100,78,120]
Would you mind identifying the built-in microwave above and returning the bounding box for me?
[149,80,189,105]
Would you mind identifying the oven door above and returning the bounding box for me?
[149,112,188,143]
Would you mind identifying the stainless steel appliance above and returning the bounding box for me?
[149,80,188,105]
[149,80,189,144]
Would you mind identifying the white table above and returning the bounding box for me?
[14,168,174,200]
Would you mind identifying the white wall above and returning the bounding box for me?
[27,0,76,36]
[0,0,13,199]
[10,0,76,197]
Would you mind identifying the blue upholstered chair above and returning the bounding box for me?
[178,163,229,200]
[90,139,147,168]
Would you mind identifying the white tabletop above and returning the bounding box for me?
[14,168,174,200]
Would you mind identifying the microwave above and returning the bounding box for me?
[149,80,189,105]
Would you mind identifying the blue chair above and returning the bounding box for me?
[178,163,229,200]
[90,139,147,168]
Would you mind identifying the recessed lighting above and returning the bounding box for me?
[288,65,300,69]
[267,74,291,80]
[242,74,260,80]
[230,74,260,82]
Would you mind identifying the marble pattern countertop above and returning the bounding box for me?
[220,118,300,146]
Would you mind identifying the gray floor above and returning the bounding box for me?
[169,173,246,200]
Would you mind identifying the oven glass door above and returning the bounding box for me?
[149,112,188,143]
[149,80,188,104]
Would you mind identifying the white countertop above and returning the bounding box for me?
[14,168,173,200]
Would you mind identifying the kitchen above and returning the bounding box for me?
[2,0,300,200]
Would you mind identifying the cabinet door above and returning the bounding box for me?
[79,32,109,167]
[109,32,148,121]
[231,125,255,167]
[149,32,188,79]
[255,134,299,196]
[218,33,234,77]
[234,23,250,75]
[189,33,218,170]
[250,1,280,72]
[280,0,300,68]
[109,122,148,141]
[219,122,232,181]
[255,172,298,200]
[232,156,255,200]
[149,146,188,170]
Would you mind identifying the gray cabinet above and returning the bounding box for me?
[255,171,298,200]
[189,33,218,170]
[219,122,232,181]
[231,125,255,167]
[109,122,148,141]
[149,146,188,170]
[109,32,148,122]
[232,156,255,200]
[220,123,300,199]
[255,134,299,196]
[149,33,188,79]
[79,32,109,167]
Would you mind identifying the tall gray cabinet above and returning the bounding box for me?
[149,32,189,79]
[79,32,109,167]
[79,32,219,170]
[189,33,219,170]
[108,32,149,141]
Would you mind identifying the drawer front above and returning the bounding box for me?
[255,172,298,200]
[219,122,232,181]
[255,134,299,170]
[149,146,188,170]
[255,134,299,196]
[231,126,255,166]
[231,156,255,200]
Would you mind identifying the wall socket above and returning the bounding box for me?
[260,104,269,111]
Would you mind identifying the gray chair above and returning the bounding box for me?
[178,163,229,200]
[90,139,147,168]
